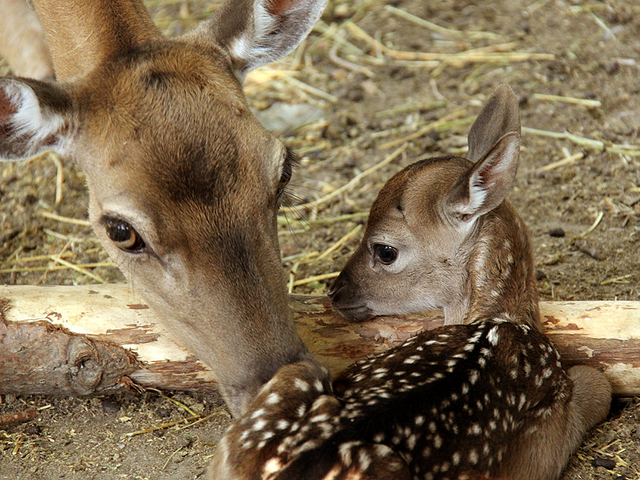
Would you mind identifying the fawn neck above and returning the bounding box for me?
[457,201,540,327]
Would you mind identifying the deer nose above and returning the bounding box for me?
[327,274,346,301]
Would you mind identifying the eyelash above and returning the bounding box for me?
[277,148,298,205]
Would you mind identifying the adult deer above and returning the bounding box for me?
[209,86,611,479]
[0,0,328,416]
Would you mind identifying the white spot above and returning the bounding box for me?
[415,415,425,426]
[487,326,500,345]
[469,449,479,465]
[311,413,330,423]
[252,419,267,431]
[407,434,417,450]
[452,451,461,465]
[294,378,310,392]
[251,408,266,419]
[518,393,527,410]
[314,379,324,392]
[428,421,436,433]
[263,457,283,476]
[433,435,442,449]
[469,370,480,385]
[358,449,372,471]
[468,423,482,435]
[265,393,281,405]
[275,419,289,430]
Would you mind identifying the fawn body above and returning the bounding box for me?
[209,86,611,479]
[0,0,328,415]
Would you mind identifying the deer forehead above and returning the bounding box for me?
[367,157,473,242]
[74,47,284,204]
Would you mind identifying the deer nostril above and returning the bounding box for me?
[327,277,342,298]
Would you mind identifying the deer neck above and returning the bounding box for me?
[457,201,540,328]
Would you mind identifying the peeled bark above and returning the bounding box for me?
[0,284,638,396]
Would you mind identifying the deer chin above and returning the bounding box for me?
[332,304,374,322]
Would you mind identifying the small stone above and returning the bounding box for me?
[548,228,565,238]
[23,424,41,436]
[156,407,172,419]
[592,457,616,470]
[190,403,205,414]
[101,398,120,414]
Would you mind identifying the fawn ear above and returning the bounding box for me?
[467,84,520,163]
[0,78,75,161]
[195,0,327,80]
[446,131,520,222]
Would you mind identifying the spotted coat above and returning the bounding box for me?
[209,318,573,480]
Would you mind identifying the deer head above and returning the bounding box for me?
[329,85,540,328]
[0,0,328,415]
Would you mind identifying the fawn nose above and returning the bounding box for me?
[327,274,346,301]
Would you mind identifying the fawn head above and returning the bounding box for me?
[329,85,539,326]
[0,0,327,415]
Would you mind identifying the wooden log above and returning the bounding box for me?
[1,284,639,396]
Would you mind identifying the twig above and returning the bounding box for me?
[162,446,184,469]
[291,271,340,287]
[345,22,554,66]
[385,5,503,40]
[0,263,114,274]
[48,256,106,284]
[49,152,65,206]
[39,211,91,226]
[577,211,605,238]
[600,274,633,286]
[124,415,200,438]
[281,144,408,213]
[284,77,338,103]
[374,100,446,117]
[328,43,375,78]
[380,110,469,149]
[0,408,38,427]
[538,152,585,172]
[524,126,640,157]
[533,93,601,108]
[315,224,363,262]
[278,211,369,228]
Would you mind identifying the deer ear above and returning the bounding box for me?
[467,84,520,163]
[446,131,520,222]
[194,0,327,81]
[0,78,75,161]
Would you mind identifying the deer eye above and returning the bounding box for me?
[373,244,398,265]
[105,219,146,252]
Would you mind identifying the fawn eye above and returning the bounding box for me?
[373,244,398,265]
[105,219,146,252]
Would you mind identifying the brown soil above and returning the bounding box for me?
[1,0,639,479]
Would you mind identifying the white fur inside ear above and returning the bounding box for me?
[461,138,519,217]
[4,81,69,156]
[228,0,328,77]
[230,2,276,66]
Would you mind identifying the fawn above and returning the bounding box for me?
[0,0,328,415]
[208,86,611,479]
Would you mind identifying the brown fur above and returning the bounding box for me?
[0,0,327,416]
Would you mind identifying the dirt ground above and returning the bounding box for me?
[1,0,640,478]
